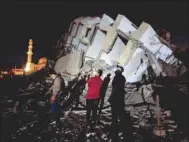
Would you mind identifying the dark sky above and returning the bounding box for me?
[1,1,188,68]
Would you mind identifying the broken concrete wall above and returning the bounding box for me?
[100,14,136,53]
[122,48,148,83]
[63,13,187,83]
[70,17,84,37]
[101,36,126,65]
[66,15,112,56]
[54,50,84,75]
[85,14,115,60]
[99,14,114,28]
[80,17,101,38]
[85,29,106,60]
[131,22,187,76]
[64,17,85,49]
[116,14,137,35]
[119,40,137,66]
[77,17,101,51]
[132,22,172,60]
[99,14,137,65]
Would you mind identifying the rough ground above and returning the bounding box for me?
[0,75,189,142]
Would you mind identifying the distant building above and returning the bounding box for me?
[11,69,24,75]
[24,39,47,75]
[1,39,48,77]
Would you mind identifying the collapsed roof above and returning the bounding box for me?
[55,14,187,83]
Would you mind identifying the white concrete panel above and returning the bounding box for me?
[134,22,173,63]
[100,53,112,65]
[87,19,101,40]
[100,14,136,54]
[137,22,163,54]
[99,14,114,27]
[87,17,101,28]
[101,27,117,53]
[76,24,83,38]
[54,51,84,75]
[70,23,77,36]
[157,45,172,62]
[71,17,84,36]
[73,17,84,23]
[77,43,87,51]
[71,17,84,37]
[132,21,178,73]
[72,17,100,44]
[116,14,137,34]
[66,36,73,45]
[101,37,125,65]
[72,38,80,47]
[85,29,106,59]
[119,40,136,66]
[88,26,96,39]
[79,26,88,39]
[109,37,126,62]
[127,63,148,83]
[81,17,90,25]
[122,48,147,80]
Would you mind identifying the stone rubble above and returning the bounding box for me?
[1,13,188,142]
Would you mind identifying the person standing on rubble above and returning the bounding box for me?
[85,69,103,130]
[98,73,111,116]
[108,66,134,142]
[50,73,65,123]
[75,75,87,109]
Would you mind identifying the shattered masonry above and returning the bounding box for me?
[1,13,189,142]
[56,14,187,83]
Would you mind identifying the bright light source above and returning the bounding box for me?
[25,63,30,72]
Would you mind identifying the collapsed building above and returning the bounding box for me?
[1,14,188,142]
[55,14,187,83]
[51,13,189,140]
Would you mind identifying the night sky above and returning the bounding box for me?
[1,1,188,68]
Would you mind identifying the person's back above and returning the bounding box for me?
[50,74,65,122]
[86,76,103,99]
[98,74,111,115]
[111,73,126,104]
[101,75,110,91]
[52,75,64,95]
[78,77,87,90]
[109,67,134,142]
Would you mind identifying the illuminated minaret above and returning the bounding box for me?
[25,39,33,72]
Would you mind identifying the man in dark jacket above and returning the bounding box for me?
[75,75,87,109]
[108,66,134,142]
[98,73,111,116]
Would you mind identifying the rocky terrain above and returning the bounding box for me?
[0,68,188,142]
[1,13,189,142]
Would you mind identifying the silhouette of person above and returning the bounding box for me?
[98,73,111,116]
[75,75,87,109]
[108,66,134,142]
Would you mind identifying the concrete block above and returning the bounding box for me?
[54,51,84,75]
[85,29,106,59]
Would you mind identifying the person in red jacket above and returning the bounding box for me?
[86,69,103,129]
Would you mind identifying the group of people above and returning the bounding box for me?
[50,66,134,142]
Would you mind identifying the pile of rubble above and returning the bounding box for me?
[1,13,188,142]
[1,69,188,142]
[54,14,187,81]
